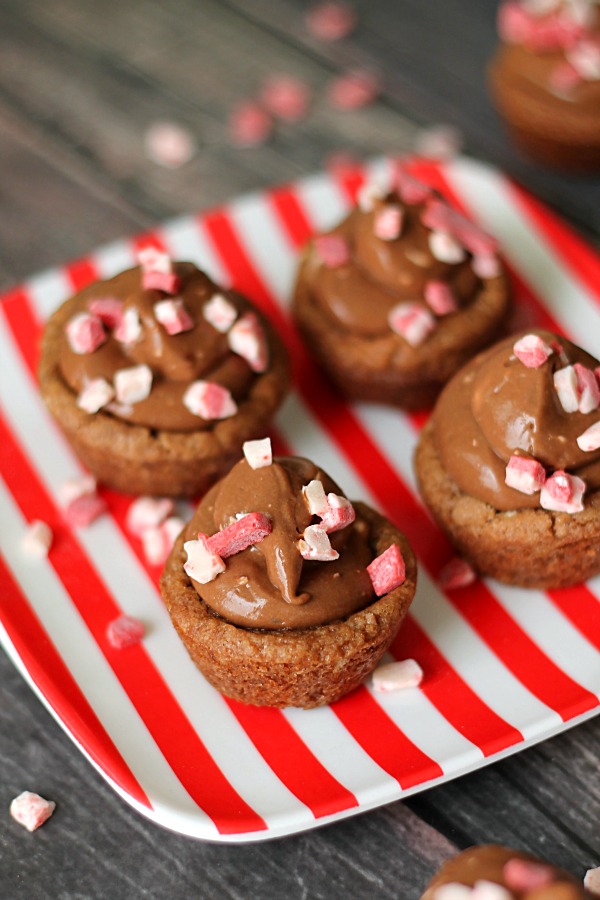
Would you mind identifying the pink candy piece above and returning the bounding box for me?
[356,181,386,213]
[10,791,56,832]
[153,298,194,335]
[584,865,600,894]
[554,365,580,413]
[327,68,381,110]
[126,496,175,537]
[227,312,268,373]
[114,364,153,405]
[394,167,432,205]
[372,658,423,692]
[540,470,586,514]
[498,1,587,51]
[183,380,237,420]
[388,302,436,346]
[64,493,107,528]
[21,520,53,559]
[88,296,124,329]
[373,204,403,241]
[144,120,196,169]
[577,421,600,452]
[65,312,106,355]
[229,101,273,147]
[567,36,600,80]
[113,307,142,345]
[305,1,357,41]
[259,75,311,121]
[438,557,477,590]
[298,524,339,561]
[320,493,356,533]
[303,479,329,517]
[367,544,406,596]
[513,333,553,368]
[574,362,600,414]
[422,198,498,258]
[203,293,238,333]
[76,377,115,414]
[314,234,351,268]
[141,516,184,566]
[60,474,97,505]
[243,437,273,469]
[550,59,582,94]
[424,280,457,316]
[503,858,555,892]
[429,230,467,265]
[472,254,502,279]
[138,247,181,295]
[184,533,226,584]
[207,511,272,559]
[505,454,546,494]
[106,614,145,650]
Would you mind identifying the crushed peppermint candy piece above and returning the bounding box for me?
[114,364,153,405]
[470,881,512,900]
[373,204,403,241]
[394,167,432,205]
[64,492,107,528]
[513,333,553,368]
[423,199,498,257]
[88,296,123,329]
[388,302,436,346]
[574,362,600,413]
[203,293,237,333]
[540,470,586,514]
[472,254,501,279]
[59,474,97,506]
[550,59,582,94]
[314,234,351,268]
[259,74,311,121]
[505,454,546,494]
[65,312,106,354]
[567,36,600,80]
[431,885,472,900]
[503,858,555,892]
[305,1,357,41]
[153,298,193,335]
[141,516,184,566]
[143,120,196,169]
[106,614,145,650]
[243,437,273,469]
[229,100,273,147]
[554,365,580,413]
[372,658,423,692]
[227,312,268,373]
[208,512,271,559]
[498,1,587,52]
[577,421,600,452]
[125,496,175,537]
[367,544,406,596]
[76,377,115,414]
[584,866,600,894]
[429,230,467,265]
[298,524,339,561]
[10,791,56,832]
[113,307,142,345]
[184,534,226,583]
[183,380,237,420]
[424,280,457,316]
[320,493,355,533]
[327,68,381,109]
[21,520,53,558]
[138,247,181,294]
[438,557,477,590]
[302,479,329,517]
[357,181,386,213]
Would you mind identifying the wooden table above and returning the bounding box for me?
[1,1,598,897]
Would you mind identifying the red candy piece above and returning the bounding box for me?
[540,470,586,514]
[367,544,406,596]
[88,296,124,329]
[505,454,546,494]
[207,512,271,559]
[65,312,106,355]
[259,75,311,122]
[183,380,237,420]
[106,614,145,649]
[154,298,194,335]
[138,247,181,295]
[64,492,107,528]
[227,312,268,372]
[503,858,555,892]
[229,101,273,147]
[305,1,357,41]
[513,333,553,368]
[320,493,355,533]
[314,234,351,268]
[10,791,56,832]
[424,280,457,316]
[438,557,477,590]
[422,198,498,257]
[327,68,381,110]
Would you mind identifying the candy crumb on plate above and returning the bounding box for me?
[372,659,423,692]
[20,520,53,558]
[10,791,56,832]
[106,615,145,650]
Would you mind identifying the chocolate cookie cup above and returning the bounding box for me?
[489,1,600,171]
[420,844,592,899]
[39,252,289,497]
[292,165,511,409]
[415,330,600,588]
[160,441,417,708]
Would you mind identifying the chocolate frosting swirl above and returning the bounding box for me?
[184,456,376,630]
[59,263,258,432]
[433,330,600,510]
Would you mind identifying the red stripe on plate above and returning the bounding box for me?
[1,286,43,374]
[225,700,359,819]
[269,186,314,247]
[64,259,97,292]
[0,412,267,835]
[546,586,600,654]
[392,616,523,757]
[0,555,151,808]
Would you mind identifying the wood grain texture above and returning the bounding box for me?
[1,1,598,897]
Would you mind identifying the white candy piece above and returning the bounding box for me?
[142,516,184,565]
[76,377,115,414]
[471,881,512,900]
[126,496,174,537]
[540,472,586,514]
[227,313,268,373]
[373,204,403,241]
[203,293,238,333]
[388,303,436,347]
[59,474,97,505]
[431,884,473,900]
[183,536,225,583]
[553,365,580,413]
[428,230,466,264]
[297,524,339,561]
[243,437,273,469]
[372,658,423,692]
[302,479,329,517]
[577,421,600,452]
[182,380,237,420]
[114,307,142,344]
[357,181,385,212]
[114,364,153,404]
[21,520,53,558]
[10,791,56,832]
[584,865,600,894]
[153,298,193,335]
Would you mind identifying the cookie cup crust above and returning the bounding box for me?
[415,419,600,589]
[292,251,511,409]
[38,293,290,497]
[160,502,417,709]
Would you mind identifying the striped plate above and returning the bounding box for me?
[1,156,599,842]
